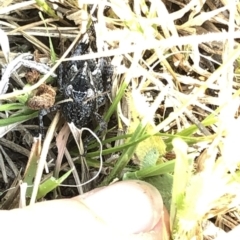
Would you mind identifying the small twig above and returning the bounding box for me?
[184,109,211,136]
[0,151,8,183]
[20,59,57,77]
[0,54,57,95]
[0,53,32,94]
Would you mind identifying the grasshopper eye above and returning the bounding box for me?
[65,84,73,97]
[86,88,94,98]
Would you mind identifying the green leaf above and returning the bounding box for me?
[37,170,73,199]
[35,0,59,19]
[145,174,173,212]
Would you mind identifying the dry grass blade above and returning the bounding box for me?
[0,28,10,62]
[30,111,60,205]
[0,145,18,176]
[0,0,35,15]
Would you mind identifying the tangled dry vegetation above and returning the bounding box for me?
[0,0,240,239]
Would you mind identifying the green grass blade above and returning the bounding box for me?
[100,122,146,186]
[0,103,25,111]
[37,170,73,199]
[104,80,129,122]
[0,110,38,126]
[39,12,57,63]
[123,160,175,180]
